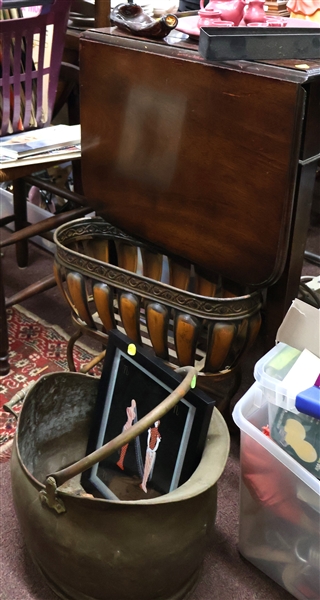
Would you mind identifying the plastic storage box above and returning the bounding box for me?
[233,384,320,600]
[253,342,320,478]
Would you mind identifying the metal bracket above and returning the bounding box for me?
[39,476,66,514]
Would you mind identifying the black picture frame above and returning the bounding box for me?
[81,330,215,501]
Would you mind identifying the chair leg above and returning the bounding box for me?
[5,274,57,308]
[0,254,10,376]
[12,178,29,268]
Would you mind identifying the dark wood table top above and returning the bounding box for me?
[79,26,320,289]
[81,25,320,80]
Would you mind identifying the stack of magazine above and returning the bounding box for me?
[0,124,81,169]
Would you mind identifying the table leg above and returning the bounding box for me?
[0,253,10,376]
[13,177,28,268]
[265,160,318,349]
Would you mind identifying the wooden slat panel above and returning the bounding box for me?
[169,259,190,291]
[240,311,262,356]
[248,312,262,348]
[93,282,116,331]
[204,322,236,373]
[145,302,170,360]
[119,291,142,343]
[141,248,163,281]
[66,272,95,327]
[115,241,137,272]
[226,318,249,369]
[53,262,72,308]
[83,239,110,263]
[194,267,221,297]
[174,312,201,367]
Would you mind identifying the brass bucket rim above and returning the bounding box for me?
[15,371,230,507]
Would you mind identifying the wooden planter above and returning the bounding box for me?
[54,217,262,411]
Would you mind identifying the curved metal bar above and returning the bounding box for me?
[66,329,83,371]
[3,381,36,418]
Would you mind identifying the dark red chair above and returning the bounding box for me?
[0,0,92,375]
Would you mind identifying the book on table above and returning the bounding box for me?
[0,124,81,164]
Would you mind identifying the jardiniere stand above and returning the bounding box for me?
[54,217,263,416]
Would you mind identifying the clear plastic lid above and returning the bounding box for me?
[254,343,320,414]
[253,343,302,410]
[254,342,301,386]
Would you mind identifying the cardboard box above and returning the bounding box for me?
[276,298,320,358]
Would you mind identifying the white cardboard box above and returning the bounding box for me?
[276,298,320,359]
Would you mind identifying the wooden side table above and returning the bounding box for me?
[79,28,320,349]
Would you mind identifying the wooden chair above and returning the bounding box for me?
[70,0,111,28]
[0,0,92,375]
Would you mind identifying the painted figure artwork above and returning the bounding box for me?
[116,399,137,471]
[82,330,215,501]
[140,421,162,493]
[286,0,320,22]
[94,350,197,497]
[117,399,162,493]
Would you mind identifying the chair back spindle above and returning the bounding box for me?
[0,0,72,136]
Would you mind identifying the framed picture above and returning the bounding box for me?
[81,330,215,501]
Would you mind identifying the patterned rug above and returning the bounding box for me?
[0,305,101,462]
